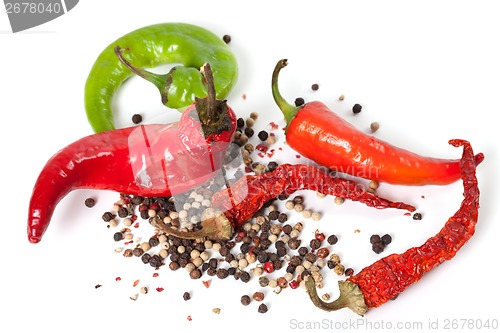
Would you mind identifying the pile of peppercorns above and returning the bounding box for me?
[91,111,382,313]
[370,233,392,254]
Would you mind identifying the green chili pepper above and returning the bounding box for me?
[84,22,238,133]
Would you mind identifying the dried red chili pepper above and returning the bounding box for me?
[27,64,236,244]
[272,59,484,186]
[156,163,415,240]
[305,139,480,315]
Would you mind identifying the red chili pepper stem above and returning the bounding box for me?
[271,59,299,129]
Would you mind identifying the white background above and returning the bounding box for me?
[1,1,499,332]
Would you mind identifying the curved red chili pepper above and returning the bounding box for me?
[272,59,484,186]
[27,64,237,244]
[305,139,480,315]
[155,163,416,240]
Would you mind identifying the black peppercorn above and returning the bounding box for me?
[294,97,305,106]
[149,237,160,247]
[216,268,229,279]
[240,295,251,305]
[84,198,96,208]
[258,130,269,141]
[149,254,163,267]
[276,247,287,257]
[277,213,288,223]
[222,34,231,44]
[268,210,280,220]
[327,260,337,269]
[370,234,381,244]
[309,238,321,250]
[258,303,268,313]
[304,252,317,263]
[267,161,279,172]
[237,117,245,128]
[381,234,392,245]
[240,243,250,254]
[113,232,123,242]
[140,210,149,219]
[141,253,151,264]
[257,252,269,263]
[327,234,339,245]
[352,103,362,114]
[413,212,423,220]
[372,242,385,254]
[183,291,191,300]
[298,246,309,257]
[132,113,142,124]
[244,127,254,138]
[239,271,251,283]
[102,212,116,222]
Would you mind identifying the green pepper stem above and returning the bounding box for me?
[271,59,301,128]
[114,46,171,104]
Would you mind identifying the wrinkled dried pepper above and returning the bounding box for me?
[305,139,480,315]
[156,163,416,240]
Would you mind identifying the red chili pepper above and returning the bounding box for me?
[305,139,480,315]
[271,59,484,186]
[27,64,236,244]
[156,163,415,240]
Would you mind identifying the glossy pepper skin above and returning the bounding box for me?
[272,59,484,186]
[85,22,238,133]
[306,139,480,315]
[28,65,236,244]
